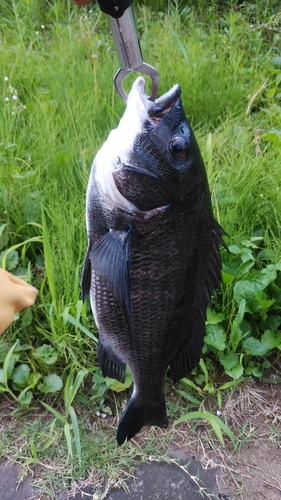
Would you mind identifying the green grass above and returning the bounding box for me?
[1,0,281,495]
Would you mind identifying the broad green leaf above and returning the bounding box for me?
[257,249,277,262]
[252,366,263,377]
[205,324,226,351]
[272,56,281,68]
[222,271,234,284]
[20,308,33,328]
[24,190,42,223]
[261,330,281,350]
[262,359,271,369]
[12,364,30,388]
[34,344,58,365]
[38,374,63,393]
[263,315,281,331]
[242,337,269,356]
[225,362,244,380]
[0,369,5,385]
[256,291,275,314]
[106,369,133,392]
[238,249,255,267]
[241,237,263,248]
[224,256,242,277]
[260,263,280,284]
[236,260,255,278]
[18,390,33,406]
[228,245,241,254]
[218,350,238,370]
[263,129,281,145]
[234,281,260,313]
[92,381,107,399]
[206,309,224,324]
[0,249,19,271]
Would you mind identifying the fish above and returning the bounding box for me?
[82,76,227,445]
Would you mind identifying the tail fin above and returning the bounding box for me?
[117,395,168,445]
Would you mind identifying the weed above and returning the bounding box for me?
[0,340,63,407]
[42,369,87,466]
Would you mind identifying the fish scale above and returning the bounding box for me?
[82,77,227,445]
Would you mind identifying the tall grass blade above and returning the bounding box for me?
[41,401,67,424]
[176,389,202,405]
[180,377,203,394]
[174,410,236,446]
[41,208,57,309]
[3,341,18,387]
[64,369,87,409]
[64,422,73,459]
[0,237,42,270]
[63,312,98,343]
[69,405,82,466]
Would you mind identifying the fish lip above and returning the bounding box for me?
[154,84,181,109]
[126,77,181,121]
[148,84,181,122]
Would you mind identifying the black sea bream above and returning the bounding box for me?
[82,77,227,445]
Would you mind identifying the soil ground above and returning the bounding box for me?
[1,380,281,499]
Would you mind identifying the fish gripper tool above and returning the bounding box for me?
[97,0,159,103]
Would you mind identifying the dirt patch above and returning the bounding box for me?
[1,380,281,499]
[230,381,281,498]
[200,380,281,498]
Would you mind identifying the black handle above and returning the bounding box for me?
[97,0,133,18]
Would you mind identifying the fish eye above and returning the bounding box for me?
[169,136,188,160]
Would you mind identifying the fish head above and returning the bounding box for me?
[94,77,207,215]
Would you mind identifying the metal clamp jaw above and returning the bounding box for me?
[98,0,159,103]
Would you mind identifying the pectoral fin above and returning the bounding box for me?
[90,228,132,327]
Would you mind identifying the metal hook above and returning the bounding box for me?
[107,6,159,103]
[114,64,159,103]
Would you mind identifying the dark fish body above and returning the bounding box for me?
[82,78,226,445]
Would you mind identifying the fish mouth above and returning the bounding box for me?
[126,77,181,125]
[148,83,181,124]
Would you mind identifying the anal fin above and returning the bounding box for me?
[98,341,126,383]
